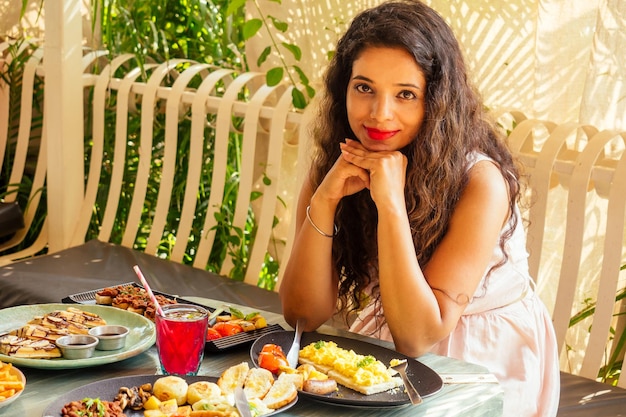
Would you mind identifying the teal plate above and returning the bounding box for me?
[0,303,155,369]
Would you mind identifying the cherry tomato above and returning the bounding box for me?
[206,328,222,341]
[261,343,287,357]
[213,322,244,337]
[258,343,289,374]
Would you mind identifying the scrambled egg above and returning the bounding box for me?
[299,341,393,387]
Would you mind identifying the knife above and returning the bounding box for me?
[234,385,253,417]
[439,373,499,384]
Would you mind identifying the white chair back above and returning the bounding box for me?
[499,110,626,387]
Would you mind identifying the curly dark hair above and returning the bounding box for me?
[308,0,521,318]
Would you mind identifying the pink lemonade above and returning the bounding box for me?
[156,304,208,376]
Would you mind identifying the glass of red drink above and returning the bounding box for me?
[156,303,209,376]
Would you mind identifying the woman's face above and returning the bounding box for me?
[346,46,427,152]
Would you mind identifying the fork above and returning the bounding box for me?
[391,360,423,405]
[285,319,303,368]
[208,303,230,326]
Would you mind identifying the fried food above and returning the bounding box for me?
[0,361,25,402]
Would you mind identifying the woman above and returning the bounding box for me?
[279,1,559,415]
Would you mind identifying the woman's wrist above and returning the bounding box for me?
[307,195,339,238]
[306,205,338,237]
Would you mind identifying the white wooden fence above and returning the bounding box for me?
[0,45,311,289]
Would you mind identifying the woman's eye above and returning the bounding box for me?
[399,90,417,100]
[355,83,372,93]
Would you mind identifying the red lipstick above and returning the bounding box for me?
[366,127,397,141]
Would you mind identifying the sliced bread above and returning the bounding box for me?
[216,362,249,395]
[262,372,300,409]
[244,367,274,399]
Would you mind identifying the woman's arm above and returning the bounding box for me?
[340,140,510,356]
[377,160,510,356]
[279,179,340,331]
[281,145,373,330]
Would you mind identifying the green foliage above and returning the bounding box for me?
[567,264,626,385]
[92,0,247,71]
[227,0,314,109]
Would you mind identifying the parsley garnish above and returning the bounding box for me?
[79,397,106,417]
[357,355,375,368]
[314,341,326,349]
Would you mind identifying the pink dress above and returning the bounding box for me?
[349,154,560,417]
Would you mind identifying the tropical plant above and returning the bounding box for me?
[567,264,626,385]
[90,0,247,71]
[226,0,315,109]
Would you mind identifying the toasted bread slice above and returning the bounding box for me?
[327,370,402,395]
[278,372,303,391]
[298,357,402,395]
[243,367,274,399]
[297,357,333,374]
[217,362,249,395]
[262,372,299,409]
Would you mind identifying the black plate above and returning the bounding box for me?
[205,323,284,353]
[250,331,443,408]
[63,283,284,352]
[42,374,297,417]
[61,282,207,307]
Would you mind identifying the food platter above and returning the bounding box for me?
[62,282,205,307]
[64,283,284,352]
[0,303,155,369]
[0,364,25,409]
[205,323,284,353]
[250,331,443,408]
[42,374,298,417]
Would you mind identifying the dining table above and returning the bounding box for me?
[0,239,578,417]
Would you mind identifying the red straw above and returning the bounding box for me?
[133,265,164,316]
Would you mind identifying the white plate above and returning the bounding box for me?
[0,303,155,369]
[0,364,25,409]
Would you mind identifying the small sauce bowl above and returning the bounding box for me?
[55,335,98,359]
[88,325,129,350]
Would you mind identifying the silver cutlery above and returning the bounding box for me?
[285,319,303,369]
[391,360,423,405]
[208,303,230,326]
[439,373,499,384]
[234,385,252,417]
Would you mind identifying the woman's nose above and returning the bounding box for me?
[370,95,394,121]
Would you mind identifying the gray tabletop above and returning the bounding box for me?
[0,299,503,417]
[0,240,504,416]
[3,240,626,416]
[0,240,282,313]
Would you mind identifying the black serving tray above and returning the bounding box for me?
[62,282,284,352]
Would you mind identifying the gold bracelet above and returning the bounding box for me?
[306,205,338,238]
